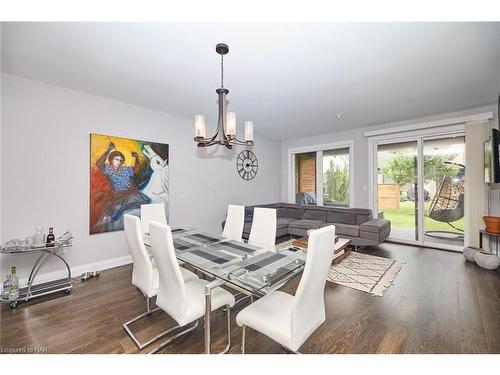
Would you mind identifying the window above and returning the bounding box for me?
[323,148,350,207]
[295,152,317,205]
[290,143,352,207]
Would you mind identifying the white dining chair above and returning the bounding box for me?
[236,225,335,353]
[222,204,245,241]
[248,207,277,248]
[140,203,167,234]
[148,221,236,354]
[122,214,198,350]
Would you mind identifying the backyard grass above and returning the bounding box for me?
[382,201,464,232]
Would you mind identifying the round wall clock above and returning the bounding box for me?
[236,150,258,180]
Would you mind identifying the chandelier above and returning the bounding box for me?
[194,43,254,149]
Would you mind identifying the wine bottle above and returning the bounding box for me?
[46,227,55,247]
[2,274,11,300]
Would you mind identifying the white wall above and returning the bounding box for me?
[0,74,281,282]
[281,105,499,215]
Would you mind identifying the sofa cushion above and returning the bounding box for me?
[359,227,391,241]
[277,217,294,229]
[303,209,328,221]
[278,207,305,219]
[243,221,253,234]
[332,223,360,237]
[289,219,324,230]
[355,214,371,225]
[243,217,293,233]
[327,210,356,225]
[359,218,391,233]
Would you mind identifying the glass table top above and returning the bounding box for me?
[144,228,305,295]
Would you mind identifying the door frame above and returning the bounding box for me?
[368,124,465,251]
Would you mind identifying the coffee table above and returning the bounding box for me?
[292,236,352,264]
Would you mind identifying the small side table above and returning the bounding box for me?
[292,236,352,263]
[479,230,500,256]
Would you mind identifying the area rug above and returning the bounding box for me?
[276,239,403,296]
[327,252,403,296]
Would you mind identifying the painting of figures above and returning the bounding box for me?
[89,133,169,234]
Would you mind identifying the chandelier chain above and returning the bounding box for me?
[221,53,224,88]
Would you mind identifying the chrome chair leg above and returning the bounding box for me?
[281,345,302,354]
[150,304,232,354]
[233,294,251,307]
[123,297,173,350]
[240,326,300,354]
[241,325,246,354]
[149,320,200,354]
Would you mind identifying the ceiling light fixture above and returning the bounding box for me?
[194,43,254,149]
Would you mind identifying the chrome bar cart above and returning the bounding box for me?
[1,237,73,309]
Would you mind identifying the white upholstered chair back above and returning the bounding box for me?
[291,225,335,348]
[149,221,187,322]
[140,203,167,234]
[124,214,156,298]
[248,207,277,248]
[222,204,245,241]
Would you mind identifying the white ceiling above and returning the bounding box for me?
[2,22,500,140]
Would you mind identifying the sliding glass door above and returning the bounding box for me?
[374,134,465,251]
[422,136,465,248]
[376,141,419,242]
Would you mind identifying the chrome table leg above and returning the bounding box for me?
[204,291,211,354]
[220,305,232,354]
[203,279,227,354]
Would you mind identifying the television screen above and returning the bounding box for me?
[486,128,500,183]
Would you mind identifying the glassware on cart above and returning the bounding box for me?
[56,230,73,245]
[19,239,29,250]
[2,274,11,300]
[3,239,22,251]
[25,236,35,249]
[33,226,45,247]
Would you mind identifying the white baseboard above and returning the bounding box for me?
[18,255,132,287]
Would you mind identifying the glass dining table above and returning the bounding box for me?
[143,228,306,353]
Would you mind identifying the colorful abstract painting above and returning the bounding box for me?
[90,133,169,234]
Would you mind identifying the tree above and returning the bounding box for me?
[324,160,349,205]
[381,155,417,187]
[381,153,458,191]
[423,155,457,185]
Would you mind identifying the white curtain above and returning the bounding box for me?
[464,120,490,248]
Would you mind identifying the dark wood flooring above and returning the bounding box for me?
[1,242,500,354]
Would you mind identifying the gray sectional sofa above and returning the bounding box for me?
[223,202,391,248]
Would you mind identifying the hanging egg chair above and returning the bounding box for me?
[425,162,465,239]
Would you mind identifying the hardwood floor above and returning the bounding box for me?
[1,242,500,354]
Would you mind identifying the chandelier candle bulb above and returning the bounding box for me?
[245,121,254,142]
[194,115,206,139]
[226,112,236,136]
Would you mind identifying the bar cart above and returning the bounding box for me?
[1,236,73,309]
